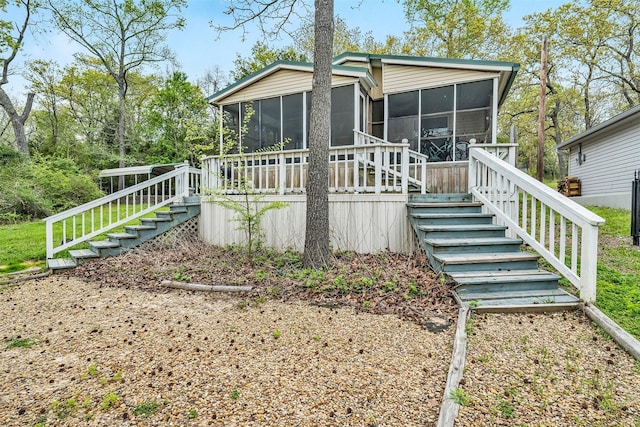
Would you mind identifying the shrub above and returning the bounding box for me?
[0,149,103,222]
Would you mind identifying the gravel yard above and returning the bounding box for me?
[1,243,639,426]
[0,275,453,426]
[457,311,640,426]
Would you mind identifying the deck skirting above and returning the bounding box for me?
[199,194,414,254]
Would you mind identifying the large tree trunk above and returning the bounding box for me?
[303,0,334,268]
[117,82,127,190]
[0,87,34,156]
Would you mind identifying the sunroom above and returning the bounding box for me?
[205,52,518,194]
[200,53,519,252]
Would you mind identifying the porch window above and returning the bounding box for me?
[388,90,419,150]
[222,104,240,152]
[371,99,384,139]
[386,78,495,162]
[331,85,355,146]
[282,93,304,150]
[221,83,361,152]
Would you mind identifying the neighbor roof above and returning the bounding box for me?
[557,104,640,150]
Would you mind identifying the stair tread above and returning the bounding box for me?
[418,224,506,231]
[141,217,171,222]
[464,294,580,307]
[126,225,157,230]
[69,249,99,259]
[449,269,558,279]
[48,258,77,269]
[457,288,570,301]
[408,202,482,208]
[411,213,493,219]
[89,240,120,249]
[453,274,561,286]
[467,300,581,312]
[435,252,539,264]
[107,232,138,239]
[425,237,521,246]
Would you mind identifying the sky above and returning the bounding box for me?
[4,0,567,99]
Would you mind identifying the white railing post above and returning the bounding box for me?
[580,226,599,303]
[468,149,478,189]
[279,152,286,195]
[46,220,53,259]
[401,145,409,194]
[374,144,382,194]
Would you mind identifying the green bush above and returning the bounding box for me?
[0,147,103,223]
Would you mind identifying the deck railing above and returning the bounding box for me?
[468,147,604,302]
[201,133,429,195]
[45,162,200,259]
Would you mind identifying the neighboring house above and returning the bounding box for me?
[557,105,640,209]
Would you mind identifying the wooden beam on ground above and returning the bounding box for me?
[160,280,252,293]
[0,271,51,286]
[437,306,470,427]
[584,304,640,361]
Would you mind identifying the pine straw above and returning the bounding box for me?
[67,241,458,330]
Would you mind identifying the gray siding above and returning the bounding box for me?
[567,119,640,197]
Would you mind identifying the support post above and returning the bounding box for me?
[401,145,409,194]
[46,220,53,259]
[580,225,598,303]
[374,144,382,194]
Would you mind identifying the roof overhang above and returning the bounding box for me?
[207,60,377,105]
[333,52,520,106]
[557,104,640,150]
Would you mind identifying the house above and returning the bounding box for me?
[200,52,520,252]
[44,52,606,309]
[207,52,519,162]
[557,105,640,209]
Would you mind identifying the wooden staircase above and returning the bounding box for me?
[408,193,581,312]
[47,197,200,271]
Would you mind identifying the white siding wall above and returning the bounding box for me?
[383,64,498,93]
[567,119,640,204]
[222,70,357,104]
[199,194,414,254]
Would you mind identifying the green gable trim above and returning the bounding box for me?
[332,51,519,70]
[207,60,376,105]
[206,60,311,103]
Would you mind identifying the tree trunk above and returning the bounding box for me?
[303,0,334,269]
[0,87,34,156]
[117,82,127,190]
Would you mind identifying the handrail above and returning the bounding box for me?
[468,147,604,302]
[354,130,428,193]
[201,134,430,195]
[45,163,200,259]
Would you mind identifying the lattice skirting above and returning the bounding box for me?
[140,216,200,250]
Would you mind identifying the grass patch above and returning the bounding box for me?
[133,400,161,418]
[4,336,36,349]
[588,206,640,339]
[0,206,165,272]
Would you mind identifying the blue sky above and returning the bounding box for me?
[5,0,567,97]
